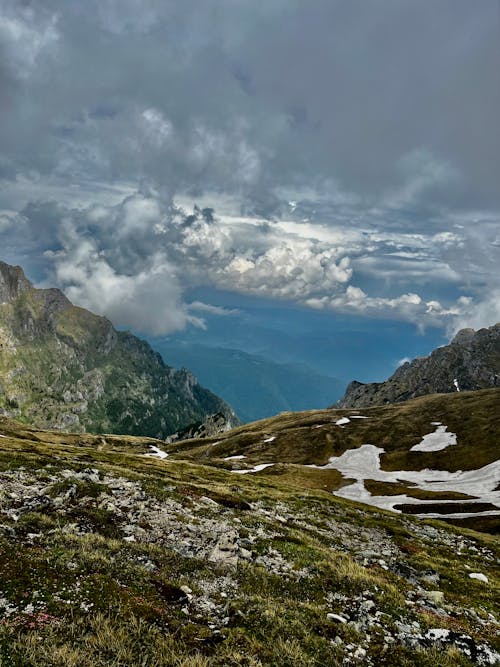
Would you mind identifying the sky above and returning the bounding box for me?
[1,0,499,384]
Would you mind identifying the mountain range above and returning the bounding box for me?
[338,323,500,408]
[0,261,236,438]
[148,340,345,423]
[0,260,499,665]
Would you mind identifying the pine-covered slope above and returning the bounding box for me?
[0,261,237,438]
[338,324,500,408]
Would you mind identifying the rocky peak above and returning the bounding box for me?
[38,287,72,316]
[338,322,500,408]
[450,327,476,346]
[0,261,32,304]
[0,259,237,437]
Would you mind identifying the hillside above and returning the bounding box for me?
[0,261,236,438]
[164,389,500,534]
[0,415,498,666]
[148,341,345,422]
[338,324,500,408]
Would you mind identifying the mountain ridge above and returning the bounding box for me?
[0,260,236,438]
[337,323,500,408]
[148,339,345,422]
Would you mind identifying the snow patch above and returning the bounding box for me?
[453,378,460,391]
[335,417,350,426]
[349,415,369,419]
[469,573,488,583]
[263,436,276,443]
[232,463,275,475]
[224,455,246,461]
[148,445,168,459]
[410,424,457,452]
[309,444,500,517]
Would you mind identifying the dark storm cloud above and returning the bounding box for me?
[1,0,499,208]
[0,0,499,333]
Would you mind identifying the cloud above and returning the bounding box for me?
[0,0,499,210]
[0,5,59,76]
[3,190,495,336]
[0,1,499,337]
[47,240,201,336]
[188,302,240,317]
[449,291,500,335]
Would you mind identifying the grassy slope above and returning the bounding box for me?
[165,389,500,473]
[0,294,232,438]
[0,416,498,666]
[164,389,500,533]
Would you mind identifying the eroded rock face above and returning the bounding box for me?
[166,412,236,444]
[0,262,32,304]
[338,323,500,408]
[0,261,237,437]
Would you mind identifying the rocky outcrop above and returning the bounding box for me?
[0,262,32,303]
[0,260,237,437]
[166,411,236,443]
[338,323,500,408]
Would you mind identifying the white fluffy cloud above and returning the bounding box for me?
[11,189,493,335]
[48,241,200,335]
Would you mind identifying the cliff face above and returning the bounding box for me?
[338,323,500,408]
[0,261,237,438]
[0,262,32,303]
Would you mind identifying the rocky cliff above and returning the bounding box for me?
[0,261,237,438]
[337,323,500,408]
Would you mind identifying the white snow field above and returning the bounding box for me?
[410,424,457,452]
[148,445,168,459]
[310,443,500,518]
[232,463,275,474]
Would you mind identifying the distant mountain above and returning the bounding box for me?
[147,340,345,422]
[0,261,236,438]
[338,323,500,408]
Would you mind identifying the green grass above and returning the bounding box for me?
[0,415,498,665]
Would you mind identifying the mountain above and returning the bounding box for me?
[337,324,500,408]
[147,340,345,422]
[0,261,236,438]
[164,388,500,534]
[0,413,498,665]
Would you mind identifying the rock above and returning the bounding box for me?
[209,529,240,566]
[327,613,348,623]
[337,323,500,407]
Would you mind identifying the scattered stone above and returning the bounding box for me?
[327,613,348,623]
